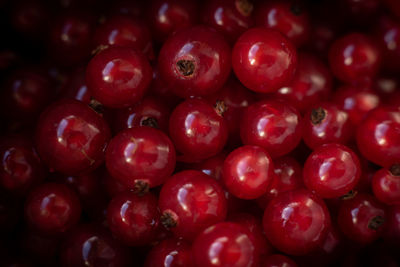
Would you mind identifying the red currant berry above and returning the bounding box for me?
[303,144,361,199]
[223,145,274,199]
[240,99,302,158]
[202,0,254,43]
[35,99,111,175]
[328,33,381,85]
[261,254,297,267]
[273,53,332,113]
[159,170,227,240]
[86,46,152,108]
[192,222,260,267]
[372,164,400,205]
[169,98,228,162]
[356,106,400,167]
[144,238,192,267]
[158,26,231,98]
[255,0,310,47]
[106,127,175,192]
[24,183,81,235]
[61,224,129,267]
[107,191,159,246]
[232,28,297,93]
[383,205,400,245]
[61,67,91,104]
[338,193,386,244]
[263,189,330,255]
[333,85,380,125]
[191,152,227,181]
[302,103,352,150]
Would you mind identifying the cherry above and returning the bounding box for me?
[338,193,386,244]
[222,145,274,199]
[146,0,199,42]
[192,222,260,267]
[61,67,91,104]
[93,15,153,57]
[261,254,297,267]
[255,0,310,47]
[60,224,129,267]
[169,98,228,162]
[158,26,231,98]
[202,0,254,43]
[86,46,152,108]
[328,33,381,85]
[263,189,330,255]
[333,85,380,125]
[240,99,302,158]
[0,136,45,195]
[356,106,400,167]
[302,103,352,150]
[144,238,192,267]
[24,183,81,235]
[35,99,111,175]
[372,164,400,205]
[158,170,227,240]
[232,27,297,93]
[107,191,159,246]
[273,53,333,114]
[106,126,175,192]
[303,144,361,199]
[112,96,170,134]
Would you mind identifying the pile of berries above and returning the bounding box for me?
[1,0,400,266]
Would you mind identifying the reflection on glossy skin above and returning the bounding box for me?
[375,15,400,72]
[263,189,330,255]
[106,127,175,189]
[372,164,400,205]
[193,222,259,267]
[303,143,361,198]
[144,238,192,267]
[240,100,301,158]
[356,106,400,167]
[159,170,227,240]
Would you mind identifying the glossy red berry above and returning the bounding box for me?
[158,170,227,240]
[202,0,254,42]
[333,85,380,125]
[24,183,81,235]
[60,224,129,267]
[273,53,332,113]
[61,67,91,104]
[0,136,45,195]
[35,99,110,175]
[372,164,400,205]
[192,222,260,267]
[191,152,227,181]
[328,33,381,85]
[303,144,361,199]
[223,145,274,199]
[302,103,352,150]
[106,127,175,191]
[261,254,297,267]
[338,193,386,244]
[232,28,297,93]
[158,26,231,98]
[240,99,302,158]
[263,189,330,255]
[144,238,192,267]
[383,205,400,245]
[255,0,310,47]
[146,0,198,42]
[169,98,228,162]
[107,191,159,246]
[86,46,152,108]
[356,106,400,167]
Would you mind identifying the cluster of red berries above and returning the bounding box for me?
[1,0,400,266]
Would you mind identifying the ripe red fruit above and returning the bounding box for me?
[86,46,152,108]
[372,164,400,205]
[158,170,227,240]
[232,28,297,93]
[223,145,274,199]
[261,254,298,267]
[158,26,231,98]
[303,144,361,199]
[263,189,330,255]
[144,238,192,267]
